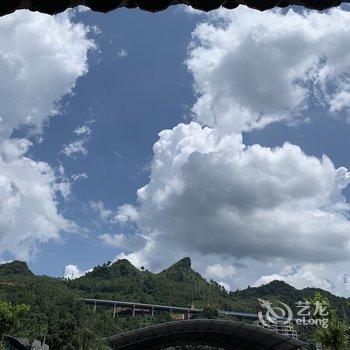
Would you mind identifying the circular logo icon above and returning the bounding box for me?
[258,298,293,326]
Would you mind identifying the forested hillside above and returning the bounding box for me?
[0,259,349,349]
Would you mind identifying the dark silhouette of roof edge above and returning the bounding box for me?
[0,0,348,17]
[4,335,30,350]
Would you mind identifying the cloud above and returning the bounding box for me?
[99,233,146,250]
[74,125,91,136]
[117,48,128,58]
[71,173,88,182]
[252,263,350,296]
[90,200,114,222]
[0,139,76,260]
[0,11,95,138]
[205,264,236,281]
[62,124,92,157]
[63,139,88,157]
[217,281,231,292]
[187,7,350,133]
[116,204,139,225]
[64,264,87,279]
[115,122,350,273]
[0,11,94,261]
[254,264,334,291]
[204,263,235,291]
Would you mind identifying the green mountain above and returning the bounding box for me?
[233,280,350,318]
[0,258,349,349]
[85,259,142,279]
[0,260,33,276]
[70,257,230,309]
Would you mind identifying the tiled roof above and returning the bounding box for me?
[0,0,347,16]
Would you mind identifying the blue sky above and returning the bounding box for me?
[26,7,198,275]
[2,5,350,295]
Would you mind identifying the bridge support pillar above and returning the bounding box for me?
[132,305,136,317]
[113,303,116,318]
[151,307,154,317]
[94,301,97,313]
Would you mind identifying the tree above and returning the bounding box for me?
[309,293,348,350]
[314,311,348,350]
[0,301,30,348]
[0,301,30,337]
[78,326,95,350]
[201,305,219,319]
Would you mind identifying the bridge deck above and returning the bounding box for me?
[82,298,202,314]
[81,298,297,321]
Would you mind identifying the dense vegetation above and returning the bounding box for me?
[0,258,349,349]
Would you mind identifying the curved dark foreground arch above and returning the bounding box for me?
[104,319,307,350]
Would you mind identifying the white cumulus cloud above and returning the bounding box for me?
[0,11,94,138]
[64,264,88,279]
[0,139,76,260]
[0,11,94,261]
[115,122,350,283]
[187,7,350,133]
